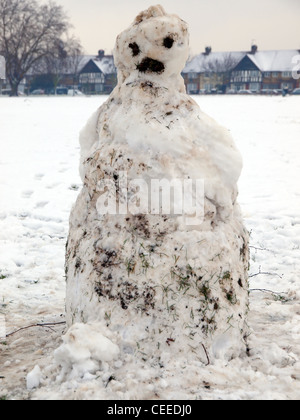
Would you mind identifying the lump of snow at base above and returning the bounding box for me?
[212,331,244,360]
[54,323,120,381]
[258,343,298,367]
[26,365,42,390]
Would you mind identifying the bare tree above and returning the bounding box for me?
[0,0,70,96]
[28,36,83,94]
[204,53,240,74]
[0,54,5,78]
[203,53,241,92]
[66,37,84,92]
[0,54,5,94]
[31,35,83,94]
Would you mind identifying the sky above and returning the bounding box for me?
[55,0,300,56]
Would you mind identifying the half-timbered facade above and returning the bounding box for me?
[79,54,117,95]
[183,48,299,93]
[230,55,263,92]
[182,50,245,93]
[230,50,299,92]
[2,48,298,95]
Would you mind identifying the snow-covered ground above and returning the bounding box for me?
[0,95,299,400]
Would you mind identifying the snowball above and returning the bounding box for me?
[26,365,42,390]
[54,323,120,381]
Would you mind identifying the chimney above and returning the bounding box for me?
[97,50,105,59]
[204,46,212,56]
[250,44,258,54]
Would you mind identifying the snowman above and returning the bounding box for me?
[66,5,249,363]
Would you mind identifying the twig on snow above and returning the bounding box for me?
[201,344,210,366]
[249,246,272,252]
[250,288,288,295]
[249,265,283,279]
[5,322,66,338]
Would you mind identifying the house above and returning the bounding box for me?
[183,47,299,93]
[182,48,245,93]
[22,50,117,94]
[25,54,94,93]
[79,51,117,95]
[230,49,300,92]
[6,47,299,95]
[0,55,5,94]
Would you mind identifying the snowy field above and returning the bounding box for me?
[0,95,300,400]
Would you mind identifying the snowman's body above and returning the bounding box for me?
[66,5,249,363]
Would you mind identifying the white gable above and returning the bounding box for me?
[92,57,117,75]
[252,50,299,72]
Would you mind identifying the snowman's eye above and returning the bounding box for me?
[163,37,174,49]
[129,42,140,57]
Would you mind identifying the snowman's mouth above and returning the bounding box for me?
[137,58,165,74]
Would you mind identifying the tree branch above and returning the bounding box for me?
[5,322,66,338]
[0,0,72,95]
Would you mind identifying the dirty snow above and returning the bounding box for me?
[0,95,300,400]
[71,6,249,367]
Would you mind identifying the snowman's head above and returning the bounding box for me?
[114,5,189,84]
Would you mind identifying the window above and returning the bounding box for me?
[189,73,199,80]
[187,83,198,93]
[236,84,246,91]
[282,72,292,78]
[95,84,104,93]
[264,72,271,77]
[79,72,105,84]
[250,83,260,92]
[231,70,262,83]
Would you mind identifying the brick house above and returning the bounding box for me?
[183,47,299,93]
[24,54,94,93]
[182,48,244,93]
[5,47,299,95]
[230,49,300,92]
[24,50,117,94]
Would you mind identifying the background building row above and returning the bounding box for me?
[0,46,299,95]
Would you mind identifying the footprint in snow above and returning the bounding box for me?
[22,190,34,198]
[35,201,49,209]
[59,168,67,173]
[46,183,61,189]
[35,173,45,181]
